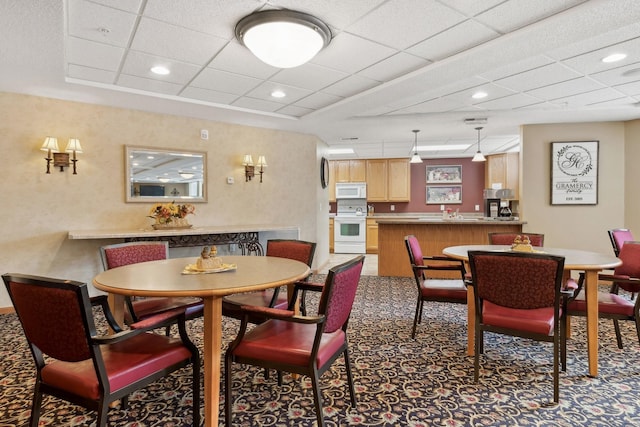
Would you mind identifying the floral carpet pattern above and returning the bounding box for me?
[2,274,640,426]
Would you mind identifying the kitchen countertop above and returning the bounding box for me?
[374,217,526,225]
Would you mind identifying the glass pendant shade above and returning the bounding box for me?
[409,129,423,163]
[236,10,331,69]
[471,127,486,162]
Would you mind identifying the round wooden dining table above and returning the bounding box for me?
[93,255,311,427]
[443,245,621,377]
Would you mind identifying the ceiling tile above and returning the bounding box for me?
[346,0,466,50]
[590,61,640,86]
[559,37,640,75]
[294,92,343,110]
[117,74,183,95]
[393,97,464,114]
[312,32,396,74]
[407,19,499,61]
[275,104,314,117]
[67,0,137,47]
[190,68,262,95]
[271,63,348,91]
[131,17,227,65]
[232,96,283,112]
[475,0,587,33]
[180,86,240,105]
[322,75,379,98]
[357,52,430,82]
[267,0,388,31]
[526,77,606,101]
[478,55,554,81]
[67,64,116,84]
[207,42,279,79]
[495,62,583,92]
[475,93,544,110]
[244,82,313,104]
[551,87,630,107]
[437,0,505,17]
[66,36,124,71]
[89,0,143,14]
[120,51,202,84]
[612,80,640,97]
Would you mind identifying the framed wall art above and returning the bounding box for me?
[550,141,598,205]
[426,185,462,204]
[426,165,462,184]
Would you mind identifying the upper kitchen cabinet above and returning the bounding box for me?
[334,160,366,182]
[366,158,411,202]
[328,161,336,202]
[485,153,519,199]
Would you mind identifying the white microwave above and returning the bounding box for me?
[335,182,367,199]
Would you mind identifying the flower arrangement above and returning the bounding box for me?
[148,201,195,226]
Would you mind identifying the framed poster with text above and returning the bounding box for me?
[550,141,598,205]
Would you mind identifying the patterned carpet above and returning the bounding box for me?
[2,274,640,426]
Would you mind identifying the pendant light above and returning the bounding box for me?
[472,126,486,162]
[410,129,423,164]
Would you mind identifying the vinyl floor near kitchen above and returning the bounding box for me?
[319,253,378,276]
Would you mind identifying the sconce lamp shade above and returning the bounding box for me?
[410,153,423,163]
[41,137,59,153]
[242,154,254,166]
[236,10,331,68]
[65,138,83,153]
[257,155,267,167]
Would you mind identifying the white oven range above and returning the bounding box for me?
[334,198,367,254]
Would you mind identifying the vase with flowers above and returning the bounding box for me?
[148,202,195,229]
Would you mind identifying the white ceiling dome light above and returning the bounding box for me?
[235,10,332,69]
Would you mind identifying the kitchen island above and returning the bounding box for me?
[376,217,525,277]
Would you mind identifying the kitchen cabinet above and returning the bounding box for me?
[328,161,336,202]
[366,218,378,253]
[334,160,366,183]
[485,153,519,199]
[329,218,334,253]
[366,158,411,202]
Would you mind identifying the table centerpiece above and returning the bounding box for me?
[148,201,195,229]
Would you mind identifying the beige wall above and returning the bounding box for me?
[520,122,631,254]
[0,92,329,308]
[624,120,640,235]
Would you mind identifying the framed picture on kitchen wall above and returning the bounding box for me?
[550,141,598,205]
[426,185,462,204]
[426,165,462,184]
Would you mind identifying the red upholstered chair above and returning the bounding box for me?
[100,241,203,328]
[2,273,200,427]
[608,228,634,257]
[488,232,545,247]
[224,255,365,427]
[404,235,467,338]
[568,241,640,348]
[468,251,571,404]
[222,239,316,321]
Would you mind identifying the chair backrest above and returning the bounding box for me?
[2,274,94,362]
[317,255,365,333]
[100,241,169,270]
[266,239,316,268]
[405,235,424,267]
[468,251,565,310]
[404,235,465,283]
[614,241,640,292]
[488,232,544,247]
[608,228,634,257]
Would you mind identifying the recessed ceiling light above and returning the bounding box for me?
[151,66,170,75]
[271,90,286,98]
[602,53,627,63]
[472,91,488,99]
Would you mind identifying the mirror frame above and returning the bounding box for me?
[124,145,208,203]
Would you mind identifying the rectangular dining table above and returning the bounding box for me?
[93,255,311,427]
[442,245,621,377]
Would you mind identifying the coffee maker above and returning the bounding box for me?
[483,189,514,218]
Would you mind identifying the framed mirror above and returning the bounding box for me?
[125,145,207,203]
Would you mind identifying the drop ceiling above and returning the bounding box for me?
[2,0,640,159]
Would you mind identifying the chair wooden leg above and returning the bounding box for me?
[553,328,560,403]
[411,299,421,339]
[97,400,109,427]
[310,370,325,427]
[343,348,356,406]
[29,384,42,427]
[474,328,481,383]
[635,316,640,346]
[613,319,624,349]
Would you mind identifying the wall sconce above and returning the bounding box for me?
[242,154,267,182]
[41,137,83,174]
